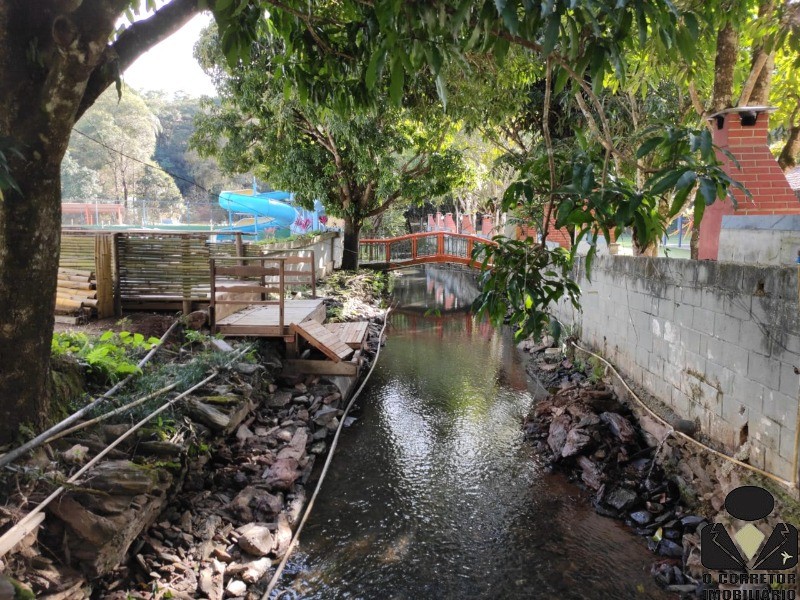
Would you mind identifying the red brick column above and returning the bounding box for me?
[698,108,799,260]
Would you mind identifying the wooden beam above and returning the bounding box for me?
[282,359,358,377]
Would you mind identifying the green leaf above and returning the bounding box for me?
[542,13,561,55]
[698,176,718,205]
[649,168,685,195]
[636,136,663,159]
[493,37,510,63]
[389,57,404,104]
[435,74,448,111]
[365,46,387,90]
[693,194,706,226]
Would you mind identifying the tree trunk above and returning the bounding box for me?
[341,217,361,271]
[0,161,62,442]
[779,124,800,171]
[711,20,740,112]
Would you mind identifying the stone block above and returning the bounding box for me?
[703,359,733,394]
[748,440,768,470]
[779,360,800,398]
[695,262,718,287]
[692,307,716,335]
[681,328,701,355]
[747,352,780,388]
[715,262,745,293]
[713,313,742,345]
[721,394,750,430]
[675,303,694,329]
[779,424,797,466]
[752,414,782,452]
[730,374,765,414]
[720,292,753,322]
[762,390,798,428]
[681,287,703,308]
[721,342,749,374]
[705,336,727,365]
[739,320,772,357]
[670,387,693,415]
[764,450,793,482]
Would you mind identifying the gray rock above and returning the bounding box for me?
[629,510,653,525]
[313,406,340,426]
[561,428,592,457]
[605,487,638,512]
[600,412,637,444]
[657,539,683,558]
[547,414,572,455]
[236,523,274,556]
[267,391,292,408]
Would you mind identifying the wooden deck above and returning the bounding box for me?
[324,321,370,349]
[292,321,353,362]
[215,298,325,337]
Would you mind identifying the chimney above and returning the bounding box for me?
[698,107,800,260]
[461,214,475,235]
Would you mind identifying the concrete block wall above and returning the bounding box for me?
[262,231,342,276]
[552,255,800,481]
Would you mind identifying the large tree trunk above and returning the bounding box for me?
[711,20,740,112]
[0,1,200,445]
[341,217,361,271]
[0,163,62,440]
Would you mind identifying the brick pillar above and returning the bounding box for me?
[461,214,475,235]
[481,215,493,236]
[436,211,444,230]
[443,212,456,232]
[698,108,800,260]
[426,214,435,232]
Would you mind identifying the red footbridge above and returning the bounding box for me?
[358,232,496,270]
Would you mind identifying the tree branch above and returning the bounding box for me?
[77,0,201,120]
[737,51,770,107]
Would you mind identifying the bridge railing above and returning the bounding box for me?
[358,232,495,268]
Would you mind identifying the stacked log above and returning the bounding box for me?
[56,268,97,324]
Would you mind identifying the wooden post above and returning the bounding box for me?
[235,232,244,266]
[94,234,114,318]
[112,233,122,316]
[209,258,216,331]
[385,241,391,264]
[437,233,444,257]
[309,250,316,298]
[412,236,417,261]
[278,259,285,330]
[181,235,192,315]
[466,238,474,264]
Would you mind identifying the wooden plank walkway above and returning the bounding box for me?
[215,298,325,337]
[324,321,370,349]
[291,320,353,362]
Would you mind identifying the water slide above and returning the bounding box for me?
[218,190,298,237]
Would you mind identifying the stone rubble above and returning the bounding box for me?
[0,318,386,600]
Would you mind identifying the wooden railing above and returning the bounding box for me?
[358,232,495,269]
[209,253,316,331]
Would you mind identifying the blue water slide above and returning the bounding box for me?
[219,190,298,231]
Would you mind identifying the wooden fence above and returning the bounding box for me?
[59,231,321,316]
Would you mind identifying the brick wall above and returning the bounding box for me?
[699,110,800,260]
[552,255,800,481]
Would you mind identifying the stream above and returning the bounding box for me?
[275,266,670,599]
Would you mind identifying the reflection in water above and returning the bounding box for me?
[277,266,668,599]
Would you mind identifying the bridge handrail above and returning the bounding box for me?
[359,232,496,246]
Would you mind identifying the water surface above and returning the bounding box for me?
[277,267,668,599]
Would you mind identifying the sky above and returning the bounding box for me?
[123,12,217,97]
